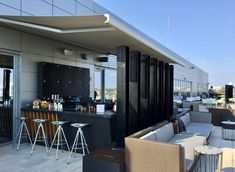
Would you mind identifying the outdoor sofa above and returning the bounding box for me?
[179,111,213,138]
[125,111,213,172]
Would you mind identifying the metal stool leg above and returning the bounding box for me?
[79,128,85,155]
[30,124,41,155]
[30,123,48,155]
[49,124,70,160]
[48,126,59,154]
[67,129,79,164]
[74,131,80,155]
[60,128,63,152]
[41,123,48,152]
[15,118,32,151]
[24,121,32,145]
[56,126,61,160]
[16,122,24,151]
[15,124,22,146]
[81,130,89,154]
[61,127,70,152]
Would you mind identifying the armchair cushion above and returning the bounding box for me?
[154,123,174,142]
[180,113,191,127]
[140,131,157,141]
[168,133,207,171]
[185,123,213,138]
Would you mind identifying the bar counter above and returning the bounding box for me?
[21,108,116,151]
[0,105,12,140]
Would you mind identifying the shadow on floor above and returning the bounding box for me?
[0,137,11,144]
[223,167,235,172]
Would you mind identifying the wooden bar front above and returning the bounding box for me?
[0,106,12,140]
[22,110,58,144]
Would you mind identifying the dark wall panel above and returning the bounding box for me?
[116,46,174,147]
[164,63,170,119]
[140,55,150,129]
[3,70,11,101]
[158,61,165,121]
[128,51,140,135]
[38,62,90,99]
[155,59,161,122]
[149,58,158,125]
[169,65,174,117]
[225,85,233,104]
[116,46,129,147]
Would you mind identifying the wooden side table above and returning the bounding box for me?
[194,145,223,172]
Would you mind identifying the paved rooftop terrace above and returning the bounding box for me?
[0,126,234,172]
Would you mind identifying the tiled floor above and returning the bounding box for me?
[209,127,235,172]
[0,143,82,172]
[0,126,234,172]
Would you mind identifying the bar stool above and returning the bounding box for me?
[67,123,89,164]
[15,117,32,151]
[30,119,48,155]
[48,121,70,160]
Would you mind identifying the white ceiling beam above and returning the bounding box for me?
[0,17,115,34]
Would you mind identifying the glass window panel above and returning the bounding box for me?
[21,11,33,16]
[94,2,108,14]
[104,69,117,101]
[53,7,72,16]
[0,4,20,15]
[0,69,3,101]
[175,80,178,92]
[22,0,52,16]
[181,81,183,93]
[107,55,117,67]
[0,0,20,10]
[176,80,179,92]
[181,83,183,93]
[178,81,180,92]
[54,0,76,15]
[95,69,102,100]
[77,2,94,16]
[42,0,52,4]
[77,0,94,10]
[0,68,14,101]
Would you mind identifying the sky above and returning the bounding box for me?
[95,0,235,87]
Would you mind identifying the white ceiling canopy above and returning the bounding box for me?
[0,14,186,65]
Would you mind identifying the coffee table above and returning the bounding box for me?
[194,145,223,172]
[221,121,235,140]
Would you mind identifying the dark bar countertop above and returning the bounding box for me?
[21,107,115,119]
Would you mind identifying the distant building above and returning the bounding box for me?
[174,60,208,98]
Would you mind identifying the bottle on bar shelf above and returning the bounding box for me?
[112,100,117,112]
[51,94,55,101]
[54,101,58,111]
